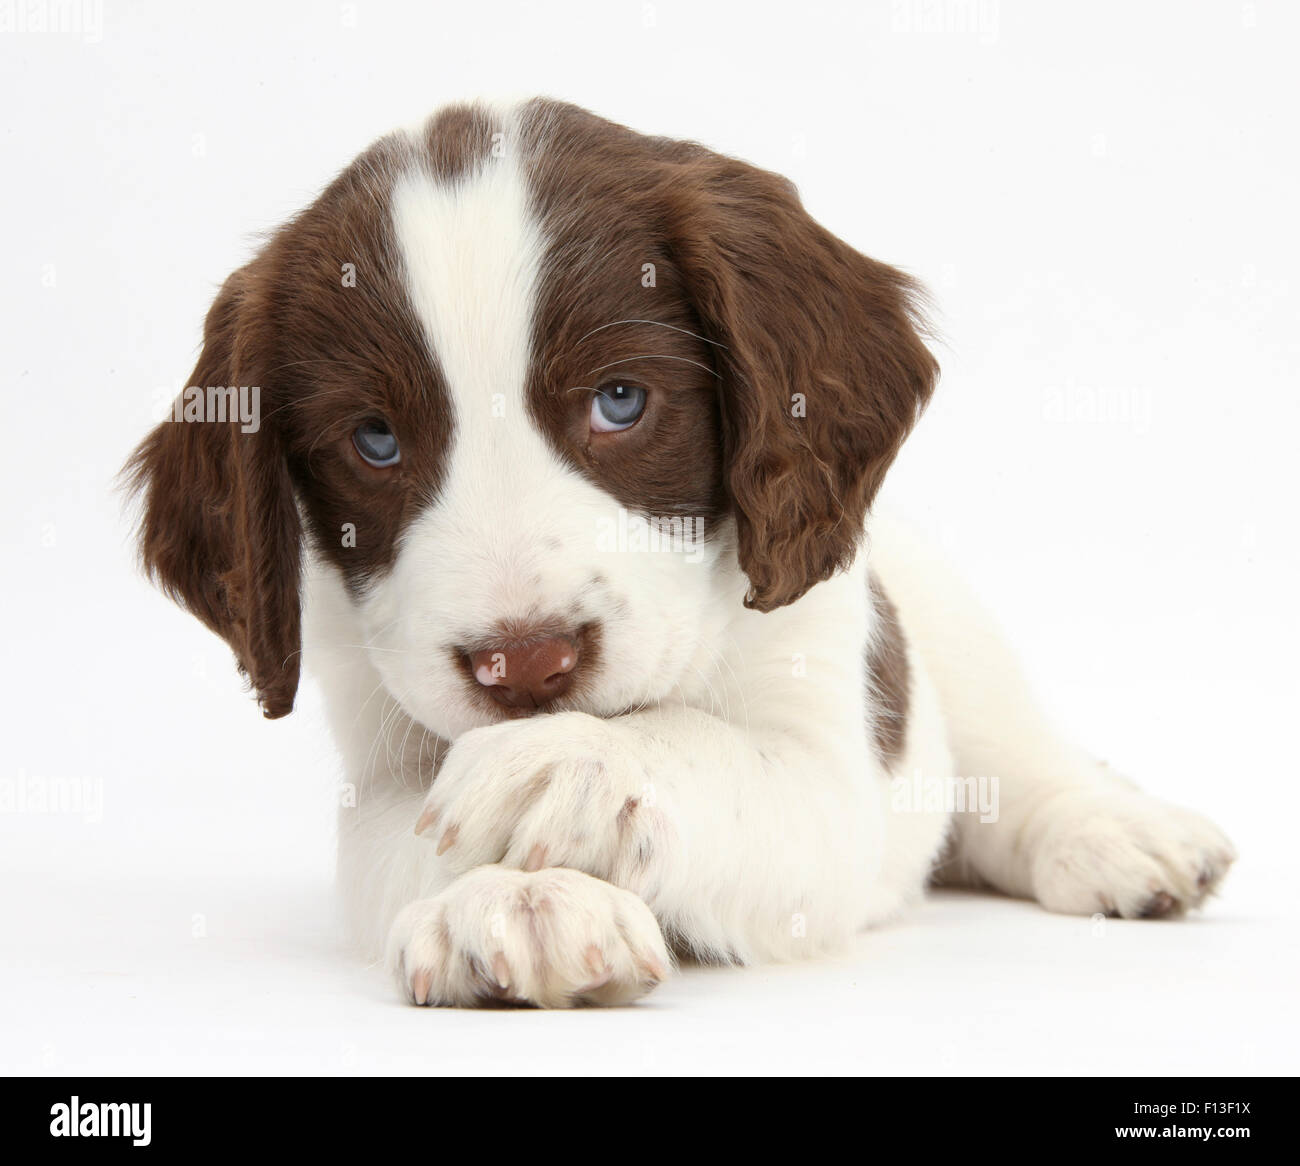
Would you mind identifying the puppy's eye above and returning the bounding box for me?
[590,383,647,433]
[352,419,400,467]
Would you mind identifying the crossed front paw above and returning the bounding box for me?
[387,866,671,1008]
[414,712,671,890]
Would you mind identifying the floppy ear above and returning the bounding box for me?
[124,264,302,718]
[667,156,938,611]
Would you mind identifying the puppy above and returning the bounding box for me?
[126,99,1235,1007]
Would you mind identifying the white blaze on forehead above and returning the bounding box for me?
[390,126,543,432]
[386,116,596,620]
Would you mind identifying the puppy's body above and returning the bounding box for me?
[129,100,1234,1007]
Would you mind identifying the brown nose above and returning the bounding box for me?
[466,635,580,710]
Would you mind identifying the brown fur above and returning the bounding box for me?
[518,99,938,607]
[124,267,304,718]
[866,574,911,765]
[124,130,457,716]
[662,149,937,612]
[520,102,728,528]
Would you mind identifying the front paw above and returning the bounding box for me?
[415,712,671,890]
[1030,791,1236,918]
[387,866,670,1008]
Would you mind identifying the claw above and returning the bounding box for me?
[491,952,511,991]
[436,824,458,856]
[1139,890,1178,918]
[577,945,612,993]
[637,955,669,983]
[523,843,547,872]
[414,806,438,836]
[410,969,432,1005]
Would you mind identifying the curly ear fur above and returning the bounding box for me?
[124,265,302,718]
[667,157,938,611]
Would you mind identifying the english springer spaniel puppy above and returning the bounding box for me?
[127,99,1235,1007]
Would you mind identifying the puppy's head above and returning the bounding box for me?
[126,100,935,736]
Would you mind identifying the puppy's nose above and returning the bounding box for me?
[466,635,580,710]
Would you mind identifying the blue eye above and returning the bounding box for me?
[352,419,400,467]
[590,383,647,432]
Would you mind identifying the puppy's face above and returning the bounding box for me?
[127,101,936,732]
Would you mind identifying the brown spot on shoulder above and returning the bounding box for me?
[866,573,910,767]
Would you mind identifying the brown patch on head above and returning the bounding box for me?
[124,109,497,716]
[267,137,458,595]
[517,99,937,609]
[518,102,728,529]
[866,573,910,766]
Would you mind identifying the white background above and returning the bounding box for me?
[2,0,1297,1075]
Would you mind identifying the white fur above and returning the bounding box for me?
[303,109,1235,1008]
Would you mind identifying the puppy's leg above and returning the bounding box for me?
[308,573,671,1008]
[870,518,1236,918]
[330,733,673,1008]
[325,714,669,1008]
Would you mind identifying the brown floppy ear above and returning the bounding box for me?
[124,264,302,718]
[667,156,938,611]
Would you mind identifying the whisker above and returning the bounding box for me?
[587,354,721,380]
[258,383,377,426]
[573,319,727,350]
[543,317,727,380]
[297,642,412,654]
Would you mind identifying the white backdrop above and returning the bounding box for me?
[1,0,1297,1075]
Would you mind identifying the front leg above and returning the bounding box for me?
[416,707,885,963]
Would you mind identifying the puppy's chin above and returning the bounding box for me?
[462,687,622,728]
[409,678,661,743]
[394,686,582,744]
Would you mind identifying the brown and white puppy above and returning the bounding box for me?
[127,100,1235,1007]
